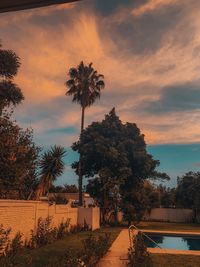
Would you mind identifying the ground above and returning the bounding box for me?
[19,227,121,267]
[151,253,200,267]
[18,222,200,266]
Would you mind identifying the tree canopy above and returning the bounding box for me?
[176,172,200,210]
[0,111,40,199]
[0,43,39,199]
[0,43,24,113]
[72,108,168,223]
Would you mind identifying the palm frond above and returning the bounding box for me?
[36,146,66,198]
[65,61,105,108]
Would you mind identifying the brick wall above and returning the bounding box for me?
[0,200,78,241]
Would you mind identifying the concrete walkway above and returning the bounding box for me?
[97,229,130,267]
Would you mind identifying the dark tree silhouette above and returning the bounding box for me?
[0,43,24,112]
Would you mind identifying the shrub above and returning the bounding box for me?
[29,217,72,248]
[127,231,153,267]
[70,220,90,234]
[29,217,57,248]
[0,232,28,267]
[82,233,111,267]
[0,224,11,254]
[56,219,71,239]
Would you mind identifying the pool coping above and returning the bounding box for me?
[143,230,200,255]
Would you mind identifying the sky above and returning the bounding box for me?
[1,0,200,187]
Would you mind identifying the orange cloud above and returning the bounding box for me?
[1,0,200,146]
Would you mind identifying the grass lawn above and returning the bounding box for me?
[150,253,200,267]
[19,227,122,267]
[138,221,200,232]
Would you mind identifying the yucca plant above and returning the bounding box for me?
[36,146,66,199]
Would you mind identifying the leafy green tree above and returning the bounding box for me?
[176,172,200,221]
[36,146,66,199]
[0,43,23,113]
[0,43,39,199]
[73,108,167,223]
[65,61,105,205]
[157,184,176,208]
[0,111,40,199]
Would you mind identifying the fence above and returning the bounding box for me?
[143,208,194,223]
[0,199,88,241]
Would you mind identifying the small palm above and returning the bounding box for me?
[36,146,66,198]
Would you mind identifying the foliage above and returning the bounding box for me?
[45,232,112,267]
[0,111,40,199]
[29,217,57,248]
[0,228,30,267]
[74,108,166,223]
[0,42,23,113]
[0,42,39,199]
[65,61,105,111]
[56,219,71,240]
[127,231,153,267]
[29,217,71,248]
[82,233,111,267]
[49,195,69,205]
[0,224,11,253]
[45,250,85,267]
[176,172,200,221]
[36,146,66,199]
[157,184,176,208]
[49,184,78,193]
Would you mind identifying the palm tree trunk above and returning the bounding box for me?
[81,106,85,132]
[78,106,85,206]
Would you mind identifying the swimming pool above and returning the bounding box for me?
[144,233,200,251]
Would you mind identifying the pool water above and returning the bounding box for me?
[144,234,200,250]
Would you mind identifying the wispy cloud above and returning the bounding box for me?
[1,0,200,147]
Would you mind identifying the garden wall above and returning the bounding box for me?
[78,207,100,230]
[0,199,78,241]
[143,208,194,223]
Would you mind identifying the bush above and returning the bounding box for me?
[29,217,72,248]
[29,217,57,248]
[0,232,28,267]
[0,224,11,254]
[46,233,111,267]
[56,219,71,239]
[70,220,90,234]
[82,233,111,267]
[127,231,153,267]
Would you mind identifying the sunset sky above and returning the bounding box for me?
[1,0,200,187]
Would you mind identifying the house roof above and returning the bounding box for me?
[0,0,81,13]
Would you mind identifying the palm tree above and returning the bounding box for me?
[65,61,105,205]
[35,146,66,199]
